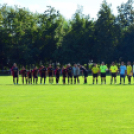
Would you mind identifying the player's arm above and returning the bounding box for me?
[91,69,93,75]
[25,70,27,78]
[117,69,119,74]
[52,69,53,77]
[106,66,108,72]
[82,70,83,77]
[131,66,133,73]
[65,69,67,76]
[98,68,100,75]
[99,66,101,75]
[71,68,73,76]
[109,67,111,73]
[60,68,61,75]
[54,69,56,76]
[116,66,118,74]
[20,70,22,76]
[45,69,47,76]
[32,70,34,77]
[46,68,48,76]
[39,69,41,76]
[125,67,127,76]
[66,68,68,77]
[18,69,19,76]
[52,69,57,76]
[37,70,39,76]
[62,69,63,75]
[27,71,29,77]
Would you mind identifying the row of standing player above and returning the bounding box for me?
[11,61,134,85]
[91,61,134,84]
[11,63,88,84]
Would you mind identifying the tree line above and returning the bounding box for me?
[0,0,134,69]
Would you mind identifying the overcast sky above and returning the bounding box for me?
[1,0,128,19]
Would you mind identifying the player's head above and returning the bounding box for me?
[112,62,115,65]
[35,66,37,69]
[121,62,124,65]
[101,62,105,65]
[82,66,85,69]
[49,64,52,68]
[41,65,44,68]
[74,64,77,67]
[77,64,80,67]
[94,63,96,67]
[22,66,25,69]
[13,63,17,67]
[68,64,70,67]
[127,61,131,65]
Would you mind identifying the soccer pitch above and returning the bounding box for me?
[0,76,134,134]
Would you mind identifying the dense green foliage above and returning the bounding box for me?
[1,76,134,134]
[0,0,134,69]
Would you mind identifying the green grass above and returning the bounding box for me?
[0,76,134,134]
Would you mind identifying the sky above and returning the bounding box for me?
[0,0,128,19]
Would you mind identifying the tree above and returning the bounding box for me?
[117,0,134,29]
[56,7,95,64]
[94,0,120,63]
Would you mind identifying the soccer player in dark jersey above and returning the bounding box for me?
[20,66,27,84]
[67,64,73,84]
[77,64,81,84]
[27,69,32,84]
[47,64,53,84]
[62,66,67,84]
[81,66,88,84]
[12,63,19,84]
[39,65,47,84]
[55,66,61,84]
[32,66,38,84]
[11,63,15,83]
[73,64,79,84]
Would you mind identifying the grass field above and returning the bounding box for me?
[0,76,134,134]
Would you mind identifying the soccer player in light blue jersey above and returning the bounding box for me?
[120,62,127,84]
